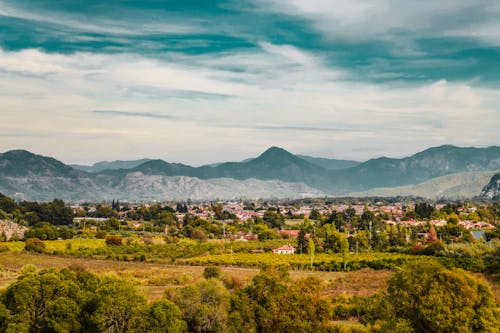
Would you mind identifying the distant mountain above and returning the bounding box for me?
[0,150,80,177]
[205,147,332,187]
[70,159,153,173]
[1,145,500,201]
[480,173,500,200]
[332,145,500,193]
[0,149,324,201]
[297,155,360,170]
[348,170,499,199]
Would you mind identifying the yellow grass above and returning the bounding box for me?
[0,252,392,302]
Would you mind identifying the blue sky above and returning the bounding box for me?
[1,0,499,165]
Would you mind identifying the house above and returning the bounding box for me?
[273,244,296,254]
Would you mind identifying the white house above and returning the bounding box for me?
[273,244,296,254]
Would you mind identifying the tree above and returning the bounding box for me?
[171,280,230,333]
[105,235,123,246]
[0,268,85,333]
[191,227,208,243]
[387,261,499,333]
[309,209,322,221]
[88,276,147,333]
[297,228,307,254]
[203,266,222,280]
[228,267,330,332]
[24,238,46,253]
[340,232,349,271]
[147,299,187,333]
[308,237,315,268]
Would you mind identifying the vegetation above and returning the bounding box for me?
[0,193,499,331]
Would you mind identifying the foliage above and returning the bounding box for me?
[203,266,222,280]
[0,268,190,333]
[386,261,499,333]
[147,299,187,333]
[191,227,208,243]
[105,235,123,246]
[169,279,230,333]
[24,238,46,253]
[228,267,330,332]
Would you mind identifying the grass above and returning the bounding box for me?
[4,239,106,253]
[0,252,391,302]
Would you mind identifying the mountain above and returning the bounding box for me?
[480,173,500,200]
[70,159,153,173]
[297,155,360,170]
[0,150,104,201]
[0,149,324,201]
[332,145,500,193]
[1,145,500,201]
[0,150,79,177]
[348,170,499,199]
[206,147,332,186]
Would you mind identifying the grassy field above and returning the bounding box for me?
[4,239,106,252]
[1,239,498,303]
[0,252,392,302]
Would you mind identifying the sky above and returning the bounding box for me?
[1,0,499,165]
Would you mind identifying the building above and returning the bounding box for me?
[273,244,296,254]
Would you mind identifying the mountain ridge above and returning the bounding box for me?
[1,145,500,201]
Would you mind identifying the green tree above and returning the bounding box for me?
[203,266,222,280]
[147,299,187,333]
[88,276,147,333]
[387,261,499,333]
[0,268,84,333]
[307,237,315,268]
[228,267,330,332]
[24,238,46,253]
[297,228,307,254]
[171,279,230,333]
[191,227,208,243]
[340,232,349,271]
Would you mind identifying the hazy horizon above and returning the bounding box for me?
[1,1,499,165]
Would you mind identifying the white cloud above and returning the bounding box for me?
[258,41,316,66]
[254,0,500,45]
[0,45,498,164]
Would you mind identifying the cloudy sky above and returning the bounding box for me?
[1,0,499,165]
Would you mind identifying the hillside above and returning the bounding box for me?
[332,145,500,193]
[347,170,499,199]
[70,159,153,173]
[1,145,500,201]
[480,173,500,200]
[297,155,360,170]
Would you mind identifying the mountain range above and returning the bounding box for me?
[1,145,499,201]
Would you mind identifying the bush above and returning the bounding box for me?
[421,241,445,255]
[95,230,107,239]
[203,266,221,279]
[24,238,46,253]
[191,227,208,243]
[105,235,123,246]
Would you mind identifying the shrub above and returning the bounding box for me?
[105,235,123,246]
[24,238,46,253]
[95,230,107,239]
[203,266,221,279]
[421,241,445,255]
[191,227,208,243]
[142,234,154,245]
